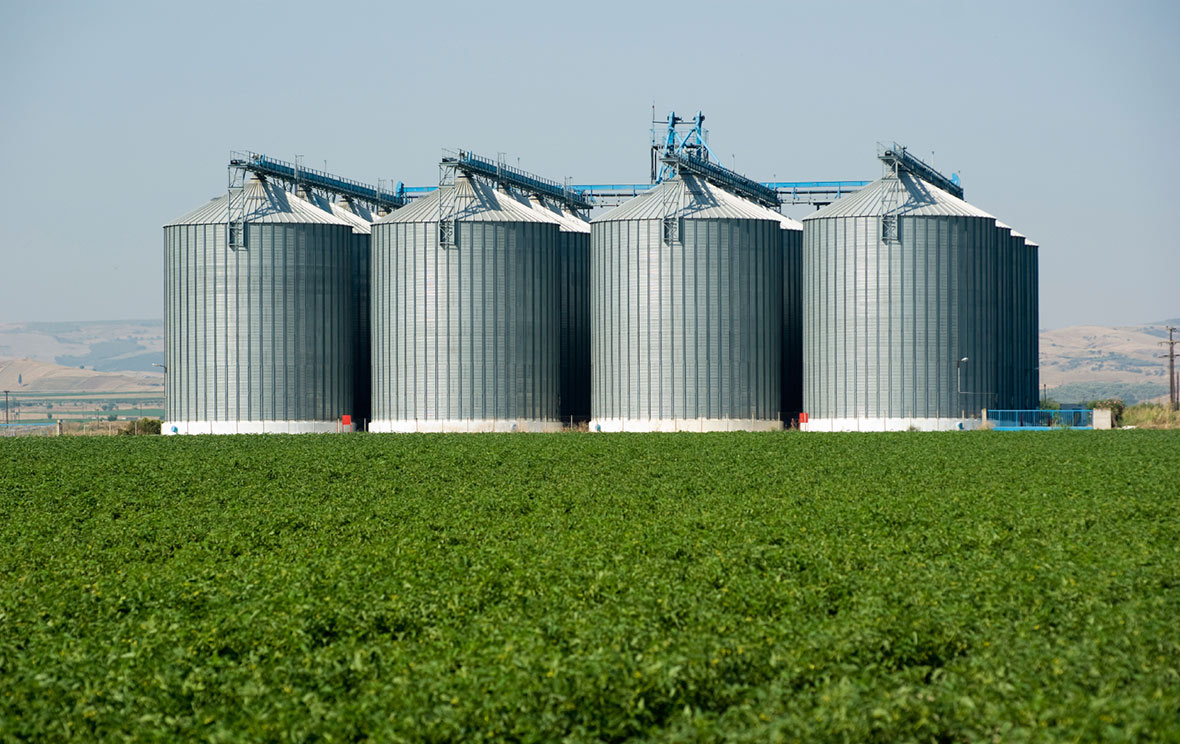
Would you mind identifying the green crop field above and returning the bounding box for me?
[1,432,1178,742]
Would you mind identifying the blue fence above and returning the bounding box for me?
[988,409,1093,430]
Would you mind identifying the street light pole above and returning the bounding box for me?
[3,390,8,426]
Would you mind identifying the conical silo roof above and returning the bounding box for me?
[802,172,994,221]
[301,188,372,235]
[375,175,553,224]
[996,220,1025,239]
[165,177,353,227]
[337,198,375,224]
[528,195,590,233]
[593,175,787,223]
[772,211,803,232]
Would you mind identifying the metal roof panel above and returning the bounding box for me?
[592,175,790,224]
[376,176,555,224]
[802,172,995,221]
[165,177,353,227]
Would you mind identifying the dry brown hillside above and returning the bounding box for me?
[1039,321,1177,403]
[0,358,162,394]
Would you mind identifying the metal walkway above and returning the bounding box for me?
[229,151,408,211]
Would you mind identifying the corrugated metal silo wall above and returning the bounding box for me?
[560,230,591,421]
[1026,244,1040,408]
[803,214,999,419]
[1013,235,1035,409]
[1000,230,1035,411]
[351,233,371,426]
[591,218,782,422]
[995,225,1014,410]
[781,228,803,422]
[163,223,353,423]
[370,221,561,423]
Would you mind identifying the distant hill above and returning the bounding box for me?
[2,317,1176,404]
[0,357,162,394]
[1040,320,1178,404]
[0,320,163,372]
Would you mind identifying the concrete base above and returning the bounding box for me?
[163,420,354,435]
[590,417,783,433]
[801,416,983,432]
[1092,408,1113,430]
[369,419,564,433]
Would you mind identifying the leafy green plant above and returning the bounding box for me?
[0,432,1177,741]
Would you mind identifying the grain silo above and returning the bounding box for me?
[302,189,375,429]
[527,195,591,424]
[994,220,1017,410]
[778,214,804,425]
[590,174,783,432]
[163,177,355,434]
[369,175,562,432]
[1023,238,1040,409]
[801,171,1001,431]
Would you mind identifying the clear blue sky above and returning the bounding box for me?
[1,0,1176,329]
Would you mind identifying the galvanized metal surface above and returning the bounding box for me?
[530,198,593,422]
[377,176,551,224]
[166,178,348,226]
[590,177,783,430]
[596,175,789,222]
[163,180,355,430]
[508,192,591,422]
[301,192,375,426]
[802,174,1006,424]
[1025,240,1040,408]
[993,221,1039,411]
[781,222,803,421]
[370,178,562,430]
[806,172,993,220]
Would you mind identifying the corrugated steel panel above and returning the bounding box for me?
[301,192,374,426]
[782,225,803,421]
[591,177,783,429]
[558,207,591,422]
[163,220,354,428]
[594,175,790,223]
[798,169,1047,428]
[338,200,374,426]
[522,197,593,422]
[803,172,995,221]
[502,192,591,422]
[370,189,562,429]
[1024,240,1040,409]
[376,176,553,224]
[165,177,352,227]
[803,210,1000,422]
[303,190,372,234]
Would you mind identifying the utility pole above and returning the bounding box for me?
[1160,326,1178,411]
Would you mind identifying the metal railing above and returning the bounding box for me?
[988,409,1094,430]
[668,151,782,209]
[447,150,594,212]
[229,151,407,211]
[877,142,963,199]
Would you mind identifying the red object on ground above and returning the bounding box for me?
[342,414,352,427]
[799,412,809,424]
